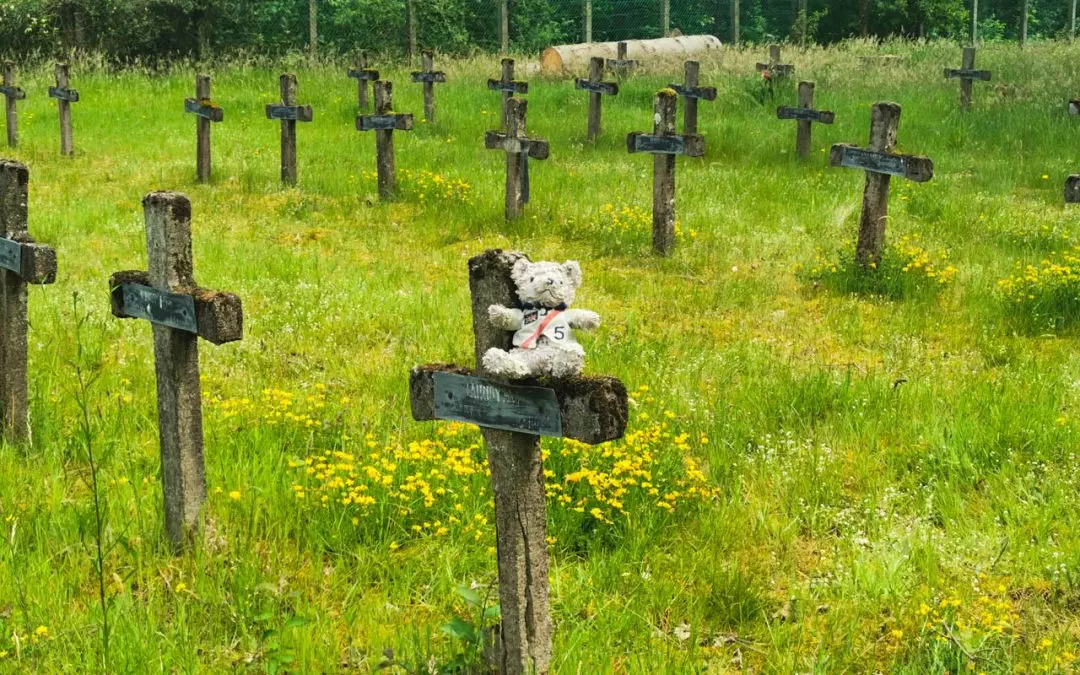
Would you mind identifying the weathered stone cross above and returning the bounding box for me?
[575,57,619,142]
[410,50,446,123]
[485,99,549,220]
[48,63,79,156]
[109,192,243,553]
[627,89,705,255]
[944,47,991,111]
[184,75,224,183]
[669,60,716,135]
[265,73,313,186]
[357,81,414,201]
[1,62,26,148]
[347,50,378,111]
[756,45,794,79]
[777,81,835,158]
[409,249,627,675]
[829,102,934,267]
[0,161,56,441]
[488,58,528,130]
[606,41,637,77]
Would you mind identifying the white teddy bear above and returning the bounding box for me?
[482,258,601,379]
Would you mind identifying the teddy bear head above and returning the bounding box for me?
[511,258,582,308]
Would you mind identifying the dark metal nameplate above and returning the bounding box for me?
[630,134,685,155]
[411,72,447,83]
[670,84,717,101]
[756,63,794,74]
[184,98,223,121]
[777,106,835,123]
[120,283,197,333]
[432,372,562,437]
[357,114,414,131]
[484,132,550,159]
[606,59,637,69]
[1067,175,1080,204]
[838,147,907,177]
[48,87,79,102]
[0,238,21,276]
[575,79,618,96]
[0,86,25,100]
[488,79,528,94]
[266,104,313,122]
[944,68,991,80]
[348,68,379,80]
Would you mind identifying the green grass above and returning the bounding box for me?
[3,39,1080,671]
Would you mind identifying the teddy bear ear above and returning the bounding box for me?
[511,257,531,283]
[563,261,582,286]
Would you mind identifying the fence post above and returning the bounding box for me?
[407,0,419,64]
[731,0,739,44]
[501,0,509,54]
[308,0,317,53]
[583,0,593,42]
[662,0,670,35]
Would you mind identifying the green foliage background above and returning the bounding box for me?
[0,0,1072,63]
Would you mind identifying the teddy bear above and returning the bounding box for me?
[482,258,601,379]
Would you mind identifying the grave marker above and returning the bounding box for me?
[184,75,224,183]
[109,192,243,553]
[409,249,627,674]
[357,80,413,200]
[410,50,446,123]
[1069,99,1080,116]
[829,102,934,267]
[606,41,637,77]
[48,64,79,156]
[627,89,704,255]
[669,60,716,135]
[485,99,549,220]
[265,73,313,186]
[488,58,528,130]
[755,45,794,78]
[944,47,991,111]
[347,51,379,110]
[0,161,56,441]
[575,57,618,142]
[1066,174,1080,204]
[776,81,835,159]
[1,62,26,148]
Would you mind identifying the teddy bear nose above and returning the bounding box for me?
[546,279,555,286]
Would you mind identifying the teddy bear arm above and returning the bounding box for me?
[565,308,601,330]
[488,304,524,330]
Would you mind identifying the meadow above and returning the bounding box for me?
[2,39,1080,672]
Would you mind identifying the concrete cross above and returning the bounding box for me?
[109,192,243,553]
[0,161,56,441]
[488,58,528,130]
[669,60,716,136]
[357,80,414,201]
[347,51,379,111]
[409,249,627,675]
[48,64,79,156]
[485,99,549,220]
[606,41,638,77]
[184,75,224,183]
[777,81,835,158]
[627,89,705,255]
[265,73,314,186]
[410,50,446,123]
[575,57,618,142]
[944,47,991,111]
[756,45,794,78]
[829,102,934,267]
[1,62,26,148]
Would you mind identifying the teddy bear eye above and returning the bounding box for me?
[530,277,534,282]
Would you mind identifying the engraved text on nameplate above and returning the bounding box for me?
[433,372,563,437]
[121,283,198,333]
[839,147,907,177]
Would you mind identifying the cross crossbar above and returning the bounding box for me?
[627,131,705,157]
[48,86,79,102]
[109,269,243,345]
[829,144,934,182]
[488,79,528,94]
[575,79,618,96]
[777,106,835,123]
[411,71,447,84]
[944,68,991,81]
[348,68,379,81]
[265,104,313,122]
[0,86,25,100]
[484,132,550,159]
[357,114,414,131]
[0,236,55,282]
[185,98,223,122]
[756,63,794,75]
[669,83,717,101]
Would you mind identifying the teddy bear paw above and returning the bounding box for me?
[482,349,531,379]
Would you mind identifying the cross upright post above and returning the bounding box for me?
[49,64,79,156]
[488,58,528,130]
[575,57,618,142]
[357,80,414,201]
[409,250,627,674]
[265,73,314,186]
[1,62,26,148]
[944,47,991,111]
[606,41,638,78]
[184,75,224,183]
[0,161,56,441]
[669,60,717,135]
[777,81,835,158]
[410,50,447,123]
[485,99,549,220]
[829,102,934,267]
[109,192,243,553]
[348,51,379,111]
[628,89,705,255]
